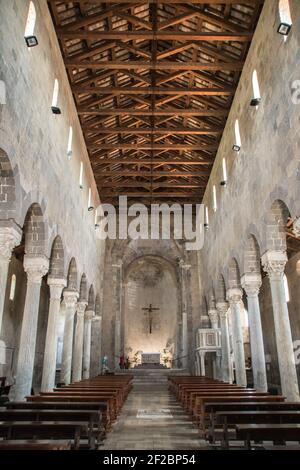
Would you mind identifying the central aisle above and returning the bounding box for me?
[102,372,207,450]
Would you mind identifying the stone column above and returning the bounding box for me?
[72,301,87,382]
[0,222,22,366]
[91,314,102,377]
[216,302,232,383]
[60,290,79,385]
[261,250,299,401]
[41,277,66,392]
[195,351,201,376]
[227,288,247,387]
[83,308,94,379]
[179,260,190,369]
[241,273,268,392]
[11,255,49,401]
[112,261,122,370]
[208,307,221,379]
[199,351,206,376]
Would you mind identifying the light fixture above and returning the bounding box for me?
[277,22,292,36]
[220,180,227,187]
[25,35,38,47]
[95,223,99,229]
[232,144,240,152]
[51,106,61,115]
[67,150,73,159]
[88,206,94,212]
[250,97,262,107]
[79,184,83,190]
[204,223,209,231]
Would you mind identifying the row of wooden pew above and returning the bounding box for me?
[169,376,300,449]
[0,374,133,450]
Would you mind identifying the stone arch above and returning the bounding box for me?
[0,148,17,219]
[265,199,291,252]
[88,284,95,310]
[243,234,261,274]
[79,273,88,302]
[49,235,64,278]
[95,294,101,316]
[67,257,78,291]
[216,273,226,303]
[227,258,241,289]
[23,203,46,256]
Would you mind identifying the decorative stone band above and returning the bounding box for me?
[85,309,95,321]
[226,287,243,304]
[0,222,22,260]
[63,289,79,309]
[47,277,67,299]
[23,255,49,284]
[261,250,287,279]
[241,272,262,297]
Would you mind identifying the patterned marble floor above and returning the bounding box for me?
[102,381,207,450]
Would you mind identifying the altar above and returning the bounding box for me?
[141,353,160,365]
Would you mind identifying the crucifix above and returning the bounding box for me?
[142,303,160,334]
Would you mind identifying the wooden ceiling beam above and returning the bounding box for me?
[85,127,222,136]
[100,192,203,198]
[93,159,213,165]
[78,108,228,116]
[89,144,218,150]
[59,31,253,42]
[99,182,206,188]
[49,1,264,5]
[65,60,244,71]
[94,171,210,177]
[73,86,234,96]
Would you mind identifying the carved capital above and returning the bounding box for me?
[47,277,67,300]
[241,273,262,297]
[261,250,287,278]
[63,289,79,309]
[76,300,88,316]
[216,301,229,319]
[226,287,243,303]
[0,222,22,261]
[24,255,49,283]
[208,308,219,328]
[292,217,300,238]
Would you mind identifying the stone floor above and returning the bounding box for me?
[102,378,207,450]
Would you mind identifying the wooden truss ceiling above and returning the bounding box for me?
[48,0,263,205]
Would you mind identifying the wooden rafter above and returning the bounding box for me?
[48,0,263,204]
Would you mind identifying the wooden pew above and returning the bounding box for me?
[235,424,300,450]
[208,410,300,448]
[0,439,72,450]
[0,421,90,449]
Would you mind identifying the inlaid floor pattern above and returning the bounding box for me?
[102,374,207,450]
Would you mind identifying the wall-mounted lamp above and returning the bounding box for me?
[232,144,240,152]
[51,106,61,115]
[25,35,38,47]
[250,97,262,107]
[88,206,94,212]
[220,180,227,187]
[277,22,292,36]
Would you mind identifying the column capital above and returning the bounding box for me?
[92,314,102,322]
[208,308,218,328]
[85,309,95,321]
[226,287,243,303]
[112,260,122,269]
[76,300,88,315]
[0,221,22,260]
[24,255,49,283]
[63,289,79,308]
[179,259,191,269]
[241,273,262,297]
[261,250,287,278]
[216,301,229,318]
[47,276,67,299]
[292,217,300,238]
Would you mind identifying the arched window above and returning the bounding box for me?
[204,206,209,230]
[283,274,290,302]
[79,161,83,189]
[233,119,241,152]
[221,157,227,186]
[25,2,36,36]
[0,80,6,105]
[278,0,292,36]
[250,70,261,107]
[88,187,94,211]
[67,126,73,159]
[51,79,61,114]
[212,185,217,212]
[9,274,16,301]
